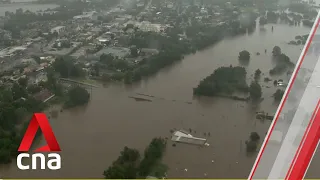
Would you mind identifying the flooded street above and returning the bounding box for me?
[0,23,312,178]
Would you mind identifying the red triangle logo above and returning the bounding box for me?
[18,113,61,152]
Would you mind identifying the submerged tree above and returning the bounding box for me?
[273,89,285,102]
[272,46,281,56]
[249,81,262,101]
[64,86,90,108]
[238,50,251,61]
[254,69,262,81]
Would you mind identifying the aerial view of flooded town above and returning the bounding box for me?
[0,0,319,178]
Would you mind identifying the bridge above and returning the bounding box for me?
[58,78,100,88]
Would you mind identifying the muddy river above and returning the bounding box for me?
[0,22,314,178]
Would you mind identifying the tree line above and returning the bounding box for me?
[0,81,46,163]
[103,137,167,179]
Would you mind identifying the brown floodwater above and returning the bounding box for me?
[0,23,313,178]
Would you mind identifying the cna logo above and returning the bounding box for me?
[17,113,61,170]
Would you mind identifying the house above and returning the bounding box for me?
[51,26,66,35]
[73,11,99,21]
[171,130,207,145]
[33,89,55,102]
[141,48,159,55]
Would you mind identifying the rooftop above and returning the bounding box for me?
[51,26,65,31]
[95,47,130,58]
[171,130,207,145]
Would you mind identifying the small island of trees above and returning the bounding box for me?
[249,81,262,101]
[193,66,249,97]
[270,46,295,75]
[254,69,262,81]
[246,132,261,153]
[194,66,264,102]
[64,86,90,108]
[238,50,251,65]
[239,50,251,61]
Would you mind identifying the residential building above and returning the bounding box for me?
[51,26,66,35]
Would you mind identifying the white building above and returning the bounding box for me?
[73,11,99,21]
[50,26,66,35]
[171,130,207,145]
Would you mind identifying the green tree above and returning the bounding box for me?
[103,147,140,179]
[193,66,248,97]
[11,83,27,100]
[138,138,167,177]
[32,55,41,64]
[93,64,100,76]
[239,50,250,61]
[18,77,28,87]
[102,73,111,82]
[113,59,130,71]
[254,69,262,81]
[53,57,85,78]
[249,81,262,101]
[103,138,167,179]
[274,89,284,101]
[0,89,13,102]
[27,84,41,94]
[65,86,90,108]
[100,54,114,66]
[14,107,28,122]
[130,47,139,57]
[0,148,11,164]
[259,17,267,25]
[250,132,260,142]
[246,140,258,153]
[272,46,281,56]
[111,72,125,81]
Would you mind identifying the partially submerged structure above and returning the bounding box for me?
[171,130,207,146]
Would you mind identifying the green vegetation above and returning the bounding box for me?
[272,46,281,57]
[289,3,317,21]
[193,66,251,99]
[0,56,91,164]
[103,137,167,179]
[303,19,314,28]
[53,57,85,79]
[254,69,262,81]
[245,132,261,153]
[267,11,279,23]
[289,34,308,45]
[273,89,284,102]
[270,46,295,75]
[64,86,90,108]
[3,0,120,38]
[0,83,46,164]
[238,50,251,64]
[4,9,81,38]
[91,10,258,85]
[259,17,267,25]
[249,81,262,101]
